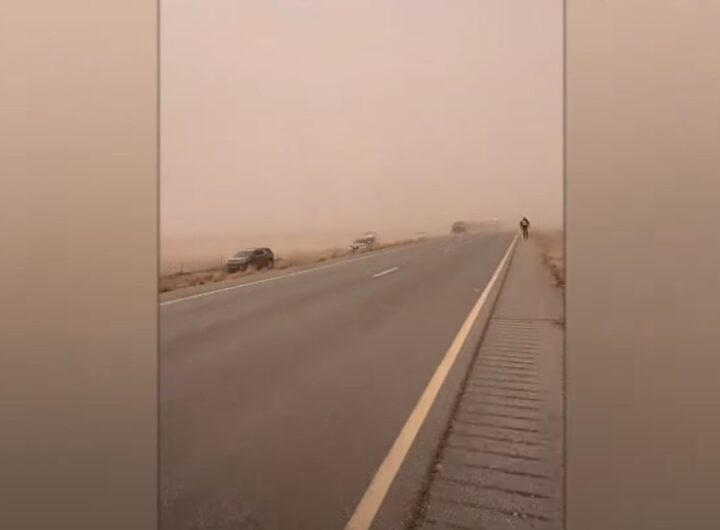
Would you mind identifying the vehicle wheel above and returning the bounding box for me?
[267,259,274,270]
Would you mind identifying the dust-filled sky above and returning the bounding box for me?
[161,0,562,237]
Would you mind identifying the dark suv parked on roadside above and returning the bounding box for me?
[226,248,275,272]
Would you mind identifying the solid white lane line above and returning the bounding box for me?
[344,234,519,530]
[371,266,400,278]
[160,244,425,307]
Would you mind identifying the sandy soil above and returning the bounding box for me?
[160,230,424,276]
[159,238,417,293]
[535,230,565,289]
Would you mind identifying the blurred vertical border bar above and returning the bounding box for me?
[566,0,720,529]
[0,1,158,529]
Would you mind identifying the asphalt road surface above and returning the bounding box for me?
[161,232,514,530]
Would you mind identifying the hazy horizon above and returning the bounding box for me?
[161,0,562,241]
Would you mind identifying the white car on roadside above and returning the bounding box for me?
[350,233,377,252]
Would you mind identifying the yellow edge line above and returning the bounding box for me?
[344,233,519,530]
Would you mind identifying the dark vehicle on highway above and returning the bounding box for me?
[451,221,468,234]
[226,248,275,272]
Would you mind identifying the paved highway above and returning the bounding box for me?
[160,232,514,530]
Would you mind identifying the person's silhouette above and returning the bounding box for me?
[520,217,530,240]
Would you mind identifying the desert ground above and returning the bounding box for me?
[159,230,427,293]
[536,229,565,288]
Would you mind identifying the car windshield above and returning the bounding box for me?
[234,250,254,258]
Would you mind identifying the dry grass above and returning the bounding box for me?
[159,268,240,293]
[274,247,353,269]
[535,230,565,289]
[158,238,419,294]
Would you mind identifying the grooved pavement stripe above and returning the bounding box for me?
[410,240,564,530]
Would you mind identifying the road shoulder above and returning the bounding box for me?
[374,238,564,530]
[159,241,432,305]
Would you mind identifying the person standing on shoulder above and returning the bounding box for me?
[520,217,530,240]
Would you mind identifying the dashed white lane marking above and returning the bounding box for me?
[344,233,519,530]
[371,266,400,278]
